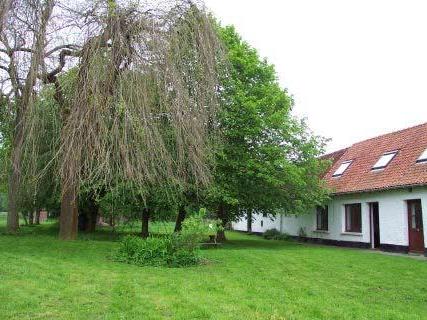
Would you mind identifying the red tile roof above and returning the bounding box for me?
[323,122,427,195]
[320,148,348,165]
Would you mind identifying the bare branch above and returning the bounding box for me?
[45,44,81,57]
[0,47,34,55]
[44,48,80,83]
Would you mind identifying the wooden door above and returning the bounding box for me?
[407,200,425,253]
[372,203,380,248]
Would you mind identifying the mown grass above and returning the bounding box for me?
[0,213,426,320]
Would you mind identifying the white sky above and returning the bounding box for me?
[204,0,427,153]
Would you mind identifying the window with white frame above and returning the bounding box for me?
[372,151,398,170]
[416,148,427,163]
[332,160,352,177]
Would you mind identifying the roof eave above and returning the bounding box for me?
[330,182,427,197]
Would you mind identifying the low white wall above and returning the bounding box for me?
[232,186,427,248]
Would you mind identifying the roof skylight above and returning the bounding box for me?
[372,151,398,170]
[332,160,352,177]
[416,148,427,163]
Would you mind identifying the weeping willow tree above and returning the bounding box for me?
[21,0,223,239]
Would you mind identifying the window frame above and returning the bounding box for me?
[332,160,352,177]
[316,205,329,231]
[372,151,398,170]
[344,203,362,233]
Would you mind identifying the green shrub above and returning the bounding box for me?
[263,228,280,239]
[114,234,197,267]
[114,209,221,267]
[180,208,222,246]
[263,228,289,241]
[167,247,200,267]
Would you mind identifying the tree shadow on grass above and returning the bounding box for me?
[0,220,119,242]
[0,220,59,237]
[223,235,304,251]
[0,219,175,243]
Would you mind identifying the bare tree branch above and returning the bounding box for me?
[0,47,34,55]
[44,48,80,82]
[44,44,81,57]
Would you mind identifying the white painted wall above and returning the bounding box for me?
[232,186,427,249]
[233,213,281,233]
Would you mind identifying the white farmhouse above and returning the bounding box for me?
[233,122,427,255]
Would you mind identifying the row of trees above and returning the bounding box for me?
[0,0,329,241]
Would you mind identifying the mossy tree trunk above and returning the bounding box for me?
[216,203,228,242]
[174,205,186,232]
[6,0,54,234]
[35,209,41,225]
[28,211,34,225]
[7,148,21,233]
[59,185,78,240]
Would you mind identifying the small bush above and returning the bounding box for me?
[114,209,221,267]
[167,247,200,267]
[180,208,222,246]
[115,234,199,267]
[263,228,289,241]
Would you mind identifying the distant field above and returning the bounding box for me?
[0,216,426,319]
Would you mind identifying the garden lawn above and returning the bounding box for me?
[0,216,426,319]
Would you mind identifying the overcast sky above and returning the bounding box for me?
[204,0,427,153]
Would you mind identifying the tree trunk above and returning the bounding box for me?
[35,209,41,225]
[141,208,150,239]
[174,205,186,232]
[216,203,227,242]
[109,215,115,227]
[6,0,54,234]
[7,112,23,233]
[6,167,20,232]
[59,185,78,240]
[28,211,34,225]
[247,210,252,233]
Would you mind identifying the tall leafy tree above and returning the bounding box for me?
[209,26,329,240]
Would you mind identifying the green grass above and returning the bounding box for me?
[0,214,426,319]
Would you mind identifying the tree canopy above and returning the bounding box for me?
[208,26,329,237]
[1,0,224,238]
